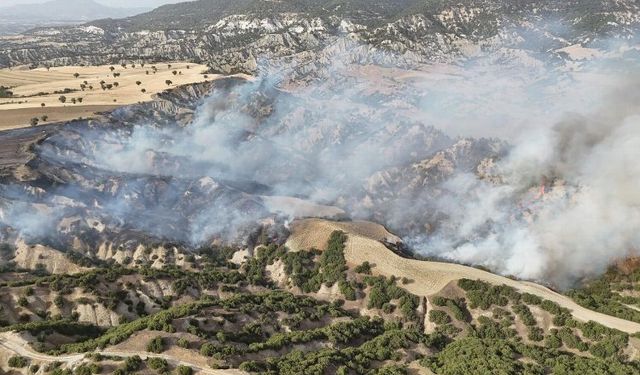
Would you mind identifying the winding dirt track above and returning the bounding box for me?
[0,332,243,375]
[3,218,640,370]
[287,219,640,334]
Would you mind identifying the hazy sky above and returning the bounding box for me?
[0,0,185,8]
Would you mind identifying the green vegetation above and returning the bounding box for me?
[73,363,101,375]
[123,355,143,372]
[147,357,169,373]
[53,299,218,354]
[365,275,420,322]
[244,231,355,300]
[319,231,349,286]
[423,336,640,375]
[1,234,639,375]
[242,327,427,374]
[457,279,519,309]
[429,310,451,325]
[354,261,372,274]
[176,365,193,375]
[432,297,468,321]
[8,355,29,368]
[568,265,640,323]
[147,336,166,353]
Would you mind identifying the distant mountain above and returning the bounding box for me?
[0,0,149,22]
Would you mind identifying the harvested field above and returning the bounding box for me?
[0,62,231,129]
[286,218,640,334]
[0,105,117,130]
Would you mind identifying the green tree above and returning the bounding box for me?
[147,336,165,353]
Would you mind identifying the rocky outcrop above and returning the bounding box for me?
[0,0,638,72]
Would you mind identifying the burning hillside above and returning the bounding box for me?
[0,54,638,288]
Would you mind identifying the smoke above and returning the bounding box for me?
[411,73,640,287]
[0,36,639,287]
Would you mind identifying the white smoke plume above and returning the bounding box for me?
[1,37,639,287]
[410,71,640,287]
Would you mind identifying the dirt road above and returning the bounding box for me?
[287,219,640,334]
[0,332,243,375]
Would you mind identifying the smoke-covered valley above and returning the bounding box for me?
[0,39,639,288]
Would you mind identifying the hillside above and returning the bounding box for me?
[0,65,636,374]
[2,218,640,374]
[0,0,638,72]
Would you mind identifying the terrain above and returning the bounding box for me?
[0,76,637,375]
[0,63,218,129]
[0,0,639,374]
[0,0,149,36]
[0,0,639,73]
[2,217,640,374]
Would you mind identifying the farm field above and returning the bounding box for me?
[0,62,211,129]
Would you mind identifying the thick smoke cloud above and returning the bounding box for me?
[410,72,640,287]
[1,38,639,287]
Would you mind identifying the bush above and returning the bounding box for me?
[445,299,468,321]
[429,310,451,325]
[147,357,168,373]
[319,231,348,286]
[8,356,29,368]
[521,293,542,305]
[528,327,544,342]
[147,336,165,353]
[432,296,447,306]
[123,355,142,372]
[74,364,101,375]
[175,365,192,375]
[338,280,357,301]
[545,331,562,349]
[177,337,190,348]
[354,261,372,275]
[512,304,536,327]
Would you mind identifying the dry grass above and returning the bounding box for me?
[0,62,237,129]
[287,218,640,333]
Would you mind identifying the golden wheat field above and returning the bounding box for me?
[0,62,212,129]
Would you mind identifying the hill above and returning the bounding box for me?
[1,217,640,374]
[0,0,638,72]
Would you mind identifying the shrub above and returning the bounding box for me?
[446,299,468,321]
[338,280,357,301]
[123,355,142,372]
[147,336,165,353]
[429,310,451,325]
[176,365,192,375]
[354,261,372,275]
[512,304,536,327]
[528,327,544,342]
[8,356,29,368]
[432,296,447,306]
[177,337,190,348]
[147,357,168,372]
[319,231,348,286]
[545,331,562,349]
[521,293,542,305]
